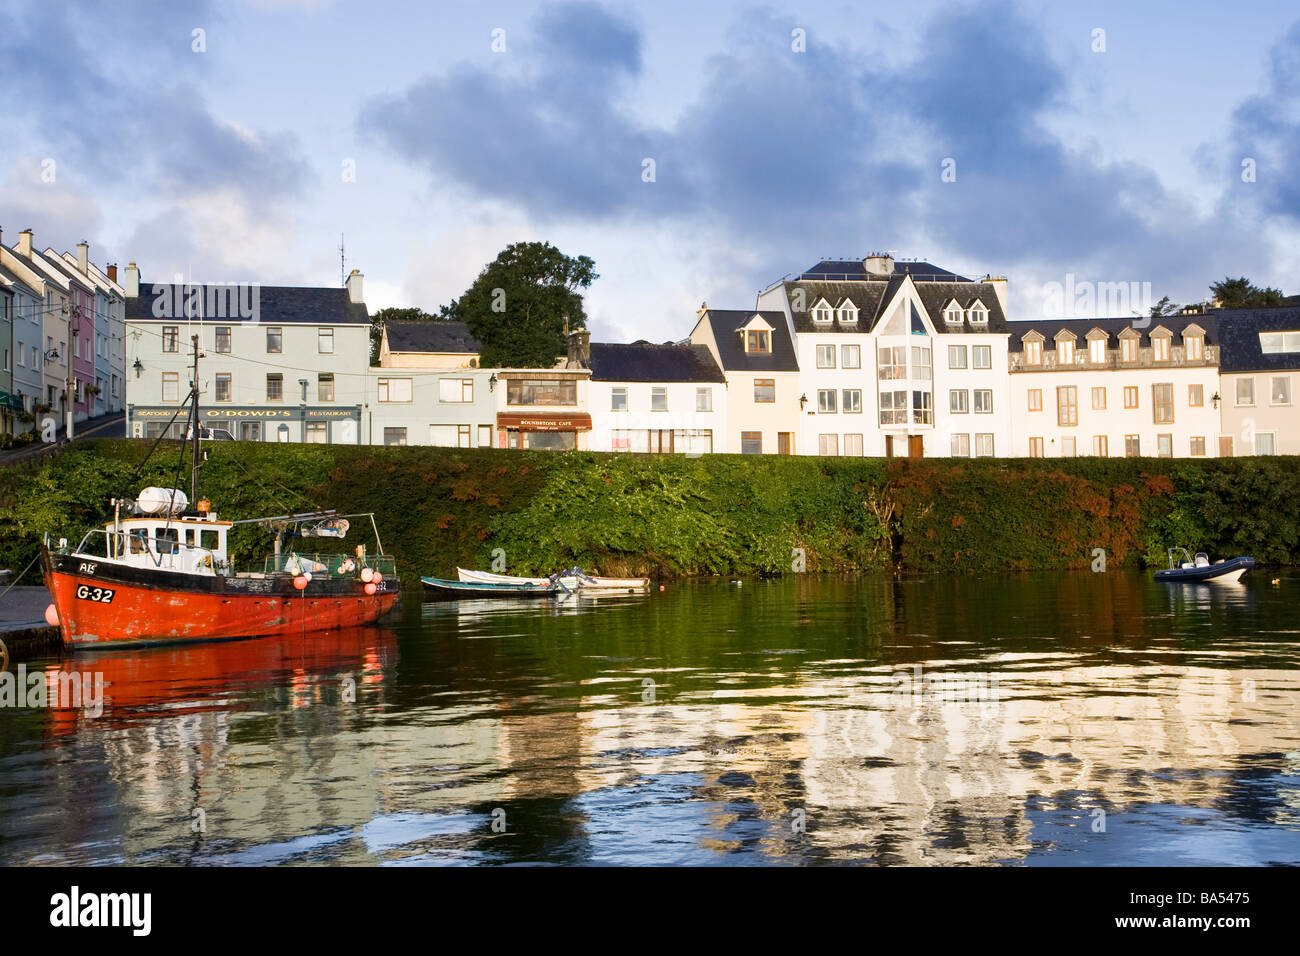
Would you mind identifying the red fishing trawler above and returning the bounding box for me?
[40,334,400,650]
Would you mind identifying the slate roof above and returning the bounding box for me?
[384,320,481,353]
[589,342,725,383]
[699,310,800,372]
[802,259,970,282]
[1005,314,1216,352]
[126,283,369,324]
[1212,307,1300,373]
[787,277,1007,334]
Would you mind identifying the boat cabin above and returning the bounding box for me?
[97,515,232,575]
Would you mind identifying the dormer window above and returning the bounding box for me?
[811,298,834,325]
[944,301,964,325]
[836,299,858,324]
[1183,325,1205,361]
[746,330,770,353]
[1025,340,1043,365]
[1055,332,1076,366]
[968,302,988,325]
[1087,333,1107,364]
[1119,330,1139,363]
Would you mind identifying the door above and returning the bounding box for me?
[777,432,793,455]
[884,435,895,458]
[239,421,261,441]
[908,435,924,458]
[1219,436,1233,457]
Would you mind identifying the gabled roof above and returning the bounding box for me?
[801,259,970,282]
[126,283,369,325]
[910,282,1007,333]
[699,309,799,372]
[1214,307,1300,373]
[0,261,40,298]
[589,342,726,383]
[1006,315,1218,352]
[384,320,480,353]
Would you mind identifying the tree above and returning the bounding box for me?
[1210,276,1286,309]
[369,306,437,364]
[457,242,598,369]
[1148,296,1179,318]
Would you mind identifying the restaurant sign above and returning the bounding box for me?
[496,412,592,431]
[132,405,360,420]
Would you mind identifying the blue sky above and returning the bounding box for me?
[2,0,1299,343]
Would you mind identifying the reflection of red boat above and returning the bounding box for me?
[46,626,398,733]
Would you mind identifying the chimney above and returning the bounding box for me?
[346,268,364,304]
[697,300,708,318]
[107,263,117,282]
[76,241,89,275]
[124,262,140,298]
[981,275,1008,315]
[566,328,591,368]
[863,253,894,277]
[17,229,33,257]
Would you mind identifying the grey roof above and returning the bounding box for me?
[1005,314,1216,352]
[801,259,970,282]
[384,320,480,353]
[126,283,369,325]
[589,342,725,383]
[787,277,1007,334]
[1212,308,1300,373]
[699,310,799,372]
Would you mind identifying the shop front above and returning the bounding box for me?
[130,405,363,443]
[496,412,592,450]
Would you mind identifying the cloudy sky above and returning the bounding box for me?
[2,0,1299,343]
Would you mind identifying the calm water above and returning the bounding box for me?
[2,571,1299,866]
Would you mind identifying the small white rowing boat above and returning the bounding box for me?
[457,567,650,592]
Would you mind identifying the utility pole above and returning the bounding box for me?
[65,304,78,441]
[190,333,202,502]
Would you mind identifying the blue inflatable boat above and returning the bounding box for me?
[1154,548,1255,584]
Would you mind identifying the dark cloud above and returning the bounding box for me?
[1228,21,1300,225]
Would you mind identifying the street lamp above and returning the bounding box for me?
[133,357,144,378]
[488,373,498,392]
[799,393,808,412]
[1211,392,1221,410]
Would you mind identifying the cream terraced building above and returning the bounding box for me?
[1214,307,1300,456]
[1007,315,1222,458]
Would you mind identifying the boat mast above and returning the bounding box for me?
[190,333,202,503]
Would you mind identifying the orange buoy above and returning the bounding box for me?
[293,575,309,590]
[361,568,374,583]
[363,582,377,596]
[44,603,60,626]
[373,571,383,584]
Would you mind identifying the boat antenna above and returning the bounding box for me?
[190,333,202,503]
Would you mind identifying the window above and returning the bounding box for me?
[1092,386,1107,410]
[162,326,178,352]
[837,305,856,324]
[1190,436,1206,457]
[318,328,334,353]
[1125,435,1140,457]
[1259,331,1300,353]
[383,427,407,447]
[1093,435,1108,457]
[162,372,179,402]
[818,389,837,413]
[973,389,992,413]
[949,345,967,369]
[1185,333,1204,360]
[816,344,836,369]
[912,346,932,381]
[1157,434,1172,458]
[1089,337,1106,364]
[1057,339,1074,365]
[1237,378,1255,406]
[214,373,232,402]
[1123,386,1139,409]
[378,378,413,402]
[1121,337,1138,363]
[1028,389,1043,412]
[969,303,988,325]
[746,330,770,353]
[611,387,628,411]
[1057,386,1077,426]
[696,388,712,412]
[1025,340,1043,365]
[842,389,862,413]
[506,378,576,405]
[215,327,231,353]
[439,378,472,403]
[1153,383,1174,424]
[879,390,908,425]
[912,390,933,425]
[843,434,863,456]
[813,306,832,324]
[458,425,472,448]
[754,379,775,403]
[305,421,329,444]
[1255,433,1275,456]
[841,345,861,369]
[1189,384,1203,407]
[950,389,969,413]
[1153,335,1170,362]
[266,373,283,401]
[1062,436,1076,457]
[266,327,282,353]
[1029,437,1044,457]
[972,345,992,369]
[318,373,335,402]
[975,434,994,457]
[651,387,668,411]
[1271,376,1291,405]
[878,346,906,380]
[945,303,964,325]
[951,433,970,457]
[818,434,839,456]
[740,431,762,454]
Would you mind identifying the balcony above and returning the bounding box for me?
[1009,344,1218,372]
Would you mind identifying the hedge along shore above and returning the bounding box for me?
[1,439,1298,583]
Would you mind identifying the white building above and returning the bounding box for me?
[1214,308,1300,456]
[586,341,727,454]
[1007,316,1221,458]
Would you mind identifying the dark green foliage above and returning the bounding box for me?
[1210,276,1286,309]
[457,241,597,369]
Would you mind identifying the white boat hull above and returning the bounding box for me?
[456,567,649,591]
